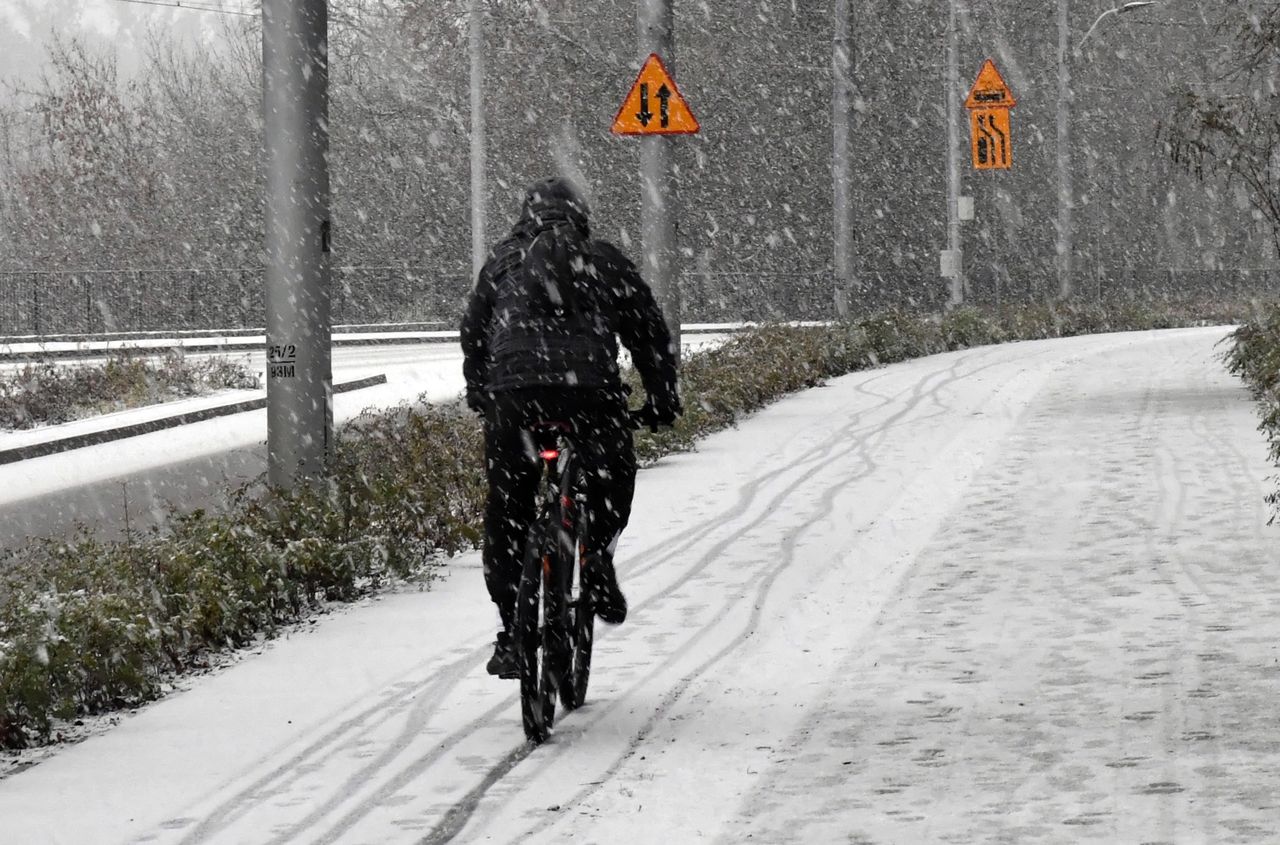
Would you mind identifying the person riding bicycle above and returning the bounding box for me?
[461,176,681,678]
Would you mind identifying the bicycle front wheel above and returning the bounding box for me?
[561,543,594,711]
[517,537,554,744]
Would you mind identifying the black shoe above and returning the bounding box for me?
[486,631,519,679]
[585,555,628,625]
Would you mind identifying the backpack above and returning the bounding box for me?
[521,221,595,318]
[485,225,620,392]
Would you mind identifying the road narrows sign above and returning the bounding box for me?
[612,53,700,136]
[964,60,1016,171]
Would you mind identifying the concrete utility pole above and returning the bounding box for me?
[945,0,966,306]
[832,0,855,319]
[469,0,487,280]
[639,0,681,359]
[1057,0,1073,299]
[263,0,334,490]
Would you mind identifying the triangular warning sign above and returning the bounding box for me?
[964,59,1017,110]
[611,53,700,136]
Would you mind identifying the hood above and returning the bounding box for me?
[515,176,591,238]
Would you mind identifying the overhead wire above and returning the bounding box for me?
[109,0,257,17]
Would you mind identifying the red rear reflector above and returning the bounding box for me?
[539,449,560,461]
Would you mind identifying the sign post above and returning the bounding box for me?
[263,0,334,491]
[615,2,699,364]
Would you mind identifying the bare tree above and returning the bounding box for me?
[1164,1,1280,256]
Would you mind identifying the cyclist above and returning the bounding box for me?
[461,176,681,678]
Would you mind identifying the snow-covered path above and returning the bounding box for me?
[3,327,1276,844]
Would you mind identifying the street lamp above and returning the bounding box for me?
[1077,3,1157,54]
[1057,0,1158,299]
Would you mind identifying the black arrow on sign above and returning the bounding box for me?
[657,84,672,127]
[990,115,1009,166]
[636,83,653,126]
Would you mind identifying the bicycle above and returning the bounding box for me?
[514,407,662,744]
[514,420,593,744]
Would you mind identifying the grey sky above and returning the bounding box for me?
[0,0,242,89]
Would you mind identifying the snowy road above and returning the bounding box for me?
[0,343,468,548]
[3,327,1278,844]
[0,335,727,547]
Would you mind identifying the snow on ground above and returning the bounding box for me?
[2,327,1276,844]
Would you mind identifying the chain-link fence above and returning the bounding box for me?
[0,268,474,337]
[1,265,1274,338]
[0,267,853,336]
[959,265,1280,309]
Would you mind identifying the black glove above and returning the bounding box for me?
[465,387,491,415]
[637,391,682,428]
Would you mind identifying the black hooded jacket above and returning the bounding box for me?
[461,178,678,408]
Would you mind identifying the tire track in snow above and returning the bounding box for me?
[719,328,1275,844]
[175,644,487,844]
[1141,338,1254,841]
[614,343,1020,580]
[390,353,982,842]
[425,346,1080,842]
[153,342,1071,845]
[151,357,916,842]
[712,348,1127,842]
[489,394,896,844]
[366,360,965,842]
[160,354,965,844]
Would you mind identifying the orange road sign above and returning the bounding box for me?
[964,59,1017,110]
[611,53,700,136]
[970,108,1012,170]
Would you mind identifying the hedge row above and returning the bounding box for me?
[0,297,1261,750]
[1222,302,1280,514]
[0,351,260,430]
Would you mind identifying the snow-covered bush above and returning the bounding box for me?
[331,402,488,563]
[1223,302,1280,516]
[940,307,1007,350]
[0,351,260,431]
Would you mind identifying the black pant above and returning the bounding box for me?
[482,387,636,632]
